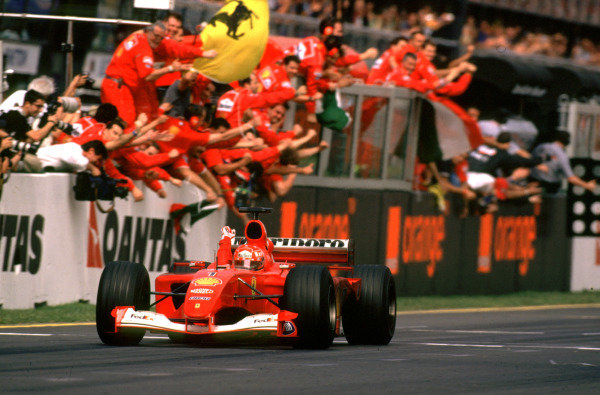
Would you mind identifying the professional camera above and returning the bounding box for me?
[0,139,41,159]
[82,76,96,89]
[38,96,80,134]
[113,183,129,199]
[47,96,80,115]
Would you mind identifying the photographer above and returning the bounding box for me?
[0,90,59,172]
[37,139,107,175]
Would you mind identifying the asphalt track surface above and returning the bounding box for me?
[1,306,600,394]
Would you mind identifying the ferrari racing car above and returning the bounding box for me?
[96,207,396,348]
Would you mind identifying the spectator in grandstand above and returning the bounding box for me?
[529,130,597,194]
[101,20,213,125]
[0,90,59,172]
[36,139,107,175]
[571,38,600,65]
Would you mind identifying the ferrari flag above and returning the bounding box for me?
[193,0,269,83]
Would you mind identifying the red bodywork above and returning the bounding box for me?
[113,217,359,341]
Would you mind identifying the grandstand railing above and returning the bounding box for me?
[287,84,421,191]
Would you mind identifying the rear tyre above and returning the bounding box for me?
[343,265,396,345]
[282,265,336,349]
[96,261,150,346]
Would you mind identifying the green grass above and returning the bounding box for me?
[396,290,600,311]
[0,302,96,325]
[1,291,599,325]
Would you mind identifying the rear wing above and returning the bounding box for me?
[232,237,354,266]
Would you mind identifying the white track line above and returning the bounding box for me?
[0,332,52,336]
[416,342,600,351]
[409,329,544,335]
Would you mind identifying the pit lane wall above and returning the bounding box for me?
[0,174,224,309]
[227,182,579,296]
[0,175,592,309]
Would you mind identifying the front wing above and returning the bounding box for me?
[112,307,299,338]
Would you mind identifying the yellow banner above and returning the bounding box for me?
[193,0,269,84]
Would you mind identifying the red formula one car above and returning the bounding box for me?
[96,207,396,348]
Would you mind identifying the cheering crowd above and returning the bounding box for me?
[0,11,594,220]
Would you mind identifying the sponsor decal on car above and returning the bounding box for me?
[208,272,217,277]
[253,317,273,324]
[193,277,223,286]
[189,296,211,301]
[131,313,154,321]
[190,288,214,294]
[195,303,201,309]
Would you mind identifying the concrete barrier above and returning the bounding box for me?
[0,173,225,309]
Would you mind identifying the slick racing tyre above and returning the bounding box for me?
[282,265,336,349]
[96,261,150,346]
[342,265,396,345]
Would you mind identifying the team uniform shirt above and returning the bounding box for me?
[70,117,105,142]
[156,116,211,156]
[411,55,439,86]
[191,74,213,105]
[367,49,395,85]
[105,32,155,90]
[287,36,327,114]
[154,35,206,88]
[256,63,293,93]
[215,87,295,130]
[102,32,205,123]
[386,67,434,93]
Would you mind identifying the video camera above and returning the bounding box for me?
[73,172,129,201]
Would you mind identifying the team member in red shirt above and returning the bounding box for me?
[386,52,438,93]
[101,21,211,125]
[153,108,258,204]
[256,55,300,93]
[415,40,476,97]
[215,72,300,130]
[367,36,407,85]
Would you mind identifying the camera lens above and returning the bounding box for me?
[58,97,80,113]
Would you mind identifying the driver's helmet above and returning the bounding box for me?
[233,245,265,271]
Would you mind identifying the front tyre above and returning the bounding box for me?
[343,265,396,345]
[96,261,150,346]
[282,265,336,349]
